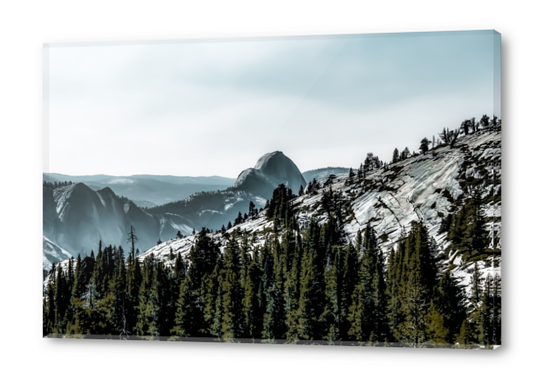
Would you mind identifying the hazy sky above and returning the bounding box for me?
[45,30,500,178]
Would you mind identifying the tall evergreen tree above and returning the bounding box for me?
[393,222,439,347]
[221,238,243,340]
[295,243,316,341]
[419,138,430,155]
[256,239,283,342]
[125,254,142,333]
[284,249,300,341]
[242,259,259,339]
[424,307,449,346]
[456,319,475,348]
[347,223,387,343]
[432,270,466,342]
[394,257,429,347]
[491,274,502,345]
[135,254,162,339]
[322,252,340,343]
[248,201,257,218]
[126,226,138,260]
[392,148,400,163]
[171,274,197,338]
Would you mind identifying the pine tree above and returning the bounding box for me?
[188,228,220,287]
[419,138,429,155]
[272,238,287,339]
[209,268,224,339]
[67,257,75,288]
[393,222,438,347]
[461,119,470,135]
[126,226,138,259]
[248,201,256,218]
[44,268,56,335]
[125,255,142,333]
[492,274,502,345]
[346,278,365,343]
[480,114,489,127]
[432,270,466,342]
[173,252,186,286]
[424,307,449,347]
[171,275,196,338]
[448,194,489,263]
[400,147,410,160]
[234,211,241,225]
[135,254,162,339]
[295,219,326,341]
[322,259,339,343]
[173,229,220,337]
[347,223,387,343]
[62,256,80,333]
[456,319,475,348]
[469,262,483,313]
[477,274,494,346]
[340,243,358,338]
[221,238,243,340]
[53,264,69,333]
[346,168,355,185]
[71,255,85,299]
[109,246,127,335]
[394,261,429,347]
[198,253,221,338]
[257,240,277,342]
[242,260,259,339]
[284,251,300,341]
[392,148,399,163]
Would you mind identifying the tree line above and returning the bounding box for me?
[43,181,74,189]
[347,115,502,180]
[43,184,500,347]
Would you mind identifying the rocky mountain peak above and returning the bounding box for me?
[234,151,306,198]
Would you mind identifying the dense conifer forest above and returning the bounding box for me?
[43,188,501,348]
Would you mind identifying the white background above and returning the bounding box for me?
[0,1,539,378]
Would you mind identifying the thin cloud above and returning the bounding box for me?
[46,31,500,177]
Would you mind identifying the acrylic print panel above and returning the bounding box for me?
[43,30,501,348]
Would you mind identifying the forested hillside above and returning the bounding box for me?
[44,115,501,348]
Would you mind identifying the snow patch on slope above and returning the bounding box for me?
[43,237,72,272]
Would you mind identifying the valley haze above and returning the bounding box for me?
[43,150,341,268]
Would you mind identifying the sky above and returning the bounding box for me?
[45,30,501,178]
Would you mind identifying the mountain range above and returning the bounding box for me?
[44,125,502,293]
[43,173,236,208]
[44,120,502,349]
[44,165,344,209]
[136,126,501,289]
[43,150,309,270]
